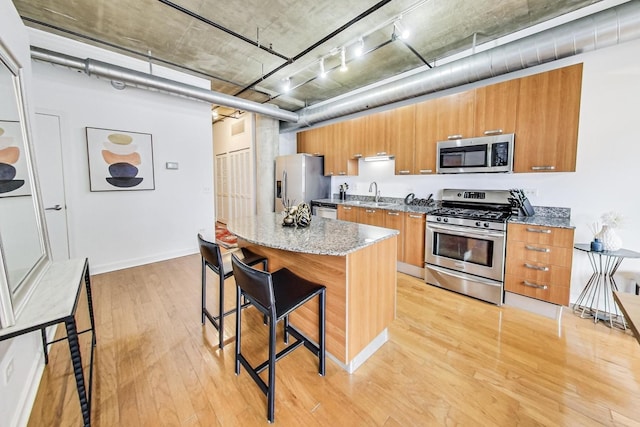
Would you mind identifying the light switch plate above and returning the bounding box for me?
[165,162,179,170]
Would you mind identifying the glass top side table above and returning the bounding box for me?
[573,244,640,329]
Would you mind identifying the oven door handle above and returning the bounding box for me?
[426,265,503,287]
[427,223,504,238]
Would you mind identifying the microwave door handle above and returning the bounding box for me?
[428,223,504,238]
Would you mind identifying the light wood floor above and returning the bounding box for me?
[28,254,640,426]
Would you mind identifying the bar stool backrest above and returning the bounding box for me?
[231,253,275,313]
[197,233,224,273]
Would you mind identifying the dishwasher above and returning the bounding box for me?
[311,201,338,219]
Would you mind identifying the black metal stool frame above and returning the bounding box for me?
[198,234,267,349]
[231,253,326,423]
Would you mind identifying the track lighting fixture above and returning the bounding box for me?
[319,58,326,78]
[211,109,219,119]
[283,77,291,92]
[340,47,348,72]
[354,37,364,57]
[394,17,410,40]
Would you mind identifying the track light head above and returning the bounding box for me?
[354,37,364,57]
[319,58,327,78]
[393,18,410,40]
[282,77,291,92]
[340,47,348,72]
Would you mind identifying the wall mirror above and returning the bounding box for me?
[0,42,48,327]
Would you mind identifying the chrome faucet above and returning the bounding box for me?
[369,181,380,203]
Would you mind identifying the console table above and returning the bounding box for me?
[0,258,96,426]
[573,244,640,329]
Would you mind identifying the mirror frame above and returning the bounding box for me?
[0,40,50,328]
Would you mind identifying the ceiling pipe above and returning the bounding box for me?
[283,0,640,131]
[29,47,300,123]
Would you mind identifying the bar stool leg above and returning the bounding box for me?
[319,288,326,376]
[267,312,277,423]
[201,259,207,324]
[218,273,225,349]
[235,286,242,375]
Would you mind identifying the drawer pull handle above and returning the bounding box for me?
[526,227,551,234]
[483,129,503,135]
[313,152,322,156]
[387,212,400,216]
[525,245,550,253]
[338,172,346,175]
[398,170,410,175]
[531,166,556,171]
[419,169,433,174]
[353,153,363,158]
[409,214,423,219]
[376,151,387,156]
[447,134,463,140]
[343,207,352,210]
[365,209,375,213]
[525,263,549,272]
[523,280,548,290]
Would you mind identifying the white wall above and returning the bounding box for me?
[212,112,254,155]
[290,38,640,303]
[0,2,48,426]
[29,29,214,274]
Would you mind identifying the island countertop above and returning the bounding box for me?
[227,212,398,256]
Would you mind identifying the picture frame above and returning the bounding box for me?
[0,120,31,197]
[86,127,155,192]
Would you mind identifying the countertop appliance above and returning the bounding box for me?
[436,133,514,174]
[275,154,330,213]
[311,200,338,219]
[425,189,512,305]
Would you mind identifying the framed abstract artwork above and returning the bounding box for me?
[86,127,155,192]
[0,120,31,197]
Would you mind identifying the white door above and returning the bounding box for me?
[34,113,70,261]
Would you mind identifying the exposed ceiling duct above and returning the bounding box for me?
[29,47,300,123]
[283,0,640,131]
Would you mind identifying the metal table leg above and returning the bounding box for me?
[65,318,91,427]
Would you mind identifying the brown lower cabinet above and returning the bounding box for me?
[338,206,424,268]
[403,212,425,267]
[505,223,574,305]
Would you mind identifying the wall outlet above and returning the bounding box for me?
[4,357,14,385]
[522,189,538,197]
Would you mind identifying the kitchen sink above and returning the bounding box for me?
[361,202,398,208]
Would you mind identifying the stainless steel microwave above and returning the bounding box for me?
[436,133,515,174]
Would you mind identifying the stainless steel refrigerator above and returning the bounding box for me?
[275,154,329,212]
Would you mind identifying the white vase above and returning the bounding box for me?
[595,225,622,251]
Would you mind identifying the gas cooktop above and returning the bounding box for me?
[428,207,511,222]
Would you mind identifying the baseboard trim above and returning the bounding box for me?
[90,247,198,275]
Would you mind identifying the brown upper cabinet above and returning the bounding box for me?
[435,90,475,141]
[514,63,582,173]
[297,63,582,176]
[414,98,438,175]
[297,125,326,156]
[474,79,520,136]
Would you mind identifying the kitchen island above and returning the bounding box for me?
[227,212,398,373]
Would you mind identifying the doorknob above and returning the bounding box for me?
[45,204,63,211]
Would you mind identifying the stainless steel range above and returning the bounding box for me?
[425,189,512,305]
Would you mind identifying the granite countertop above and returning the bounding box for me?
[312,197,437,214]
[507,215,574,229]
[227,212,399,256]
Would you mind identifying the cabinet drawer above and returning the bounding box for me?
[505,274,570,305]
[507,223,574,247]
[506,262,571,287]
[506,240,572,268]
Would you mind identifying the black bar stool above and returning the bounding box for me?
[197,233,267,349]
[231,253,326,423]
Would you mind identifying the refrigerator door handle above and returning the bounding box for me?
[282,170,287,206]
